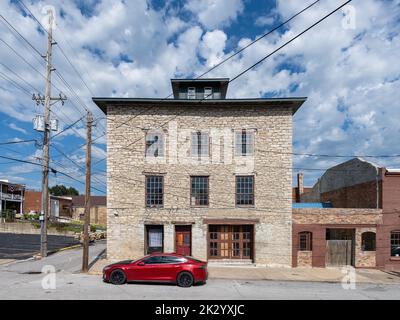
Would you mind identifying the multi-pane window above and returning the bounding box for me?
[236,176,254,206]
[187,87,196,99]
[361,232,376,251]
[191,131,209,157]
[208,225,252,259]
[299,231,312,251]
[209,225,218,257]
[145,132,164,157]
[204,87,213,99]
[235,129,254,156]
[391,231,400,257]
[190,176,209,206]
[146,176,163,207]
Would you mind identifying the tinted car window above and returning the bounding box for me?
[162,256,186,264]
[143,256,164,264]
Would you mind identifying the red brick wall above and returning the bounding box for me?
[376,173,400,270]
[320,180,382,208]
[24,190,41,213]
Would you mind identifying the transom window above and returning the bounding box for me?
[190,176,209,206]
[236,176,254,206]
[361,232,376,251]
[391,231,400,257]
[187,87,196,99]
[299,231,312,251]
[204,87,213,99]
[235,129,254,156]
[145,132,164,157]
[191,131,209,157]
[146,176,163,207]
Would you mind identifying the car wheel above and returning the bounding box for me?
[177,272,194,287]
[109,269,126,285]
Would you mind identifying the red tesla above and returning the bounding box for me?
[102,253,208,287]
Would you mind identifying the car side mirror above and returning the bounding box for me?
[137,261,145,266]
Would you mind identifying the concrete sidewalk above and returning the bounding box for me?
[88,258,400,284]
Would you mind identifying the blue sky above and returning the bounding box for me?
[0,0,400,194]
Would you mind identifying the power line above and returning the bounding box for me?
[0,154,106,194]
[0,139,37,146]
[196,0,321,79]
[229,0,352,83]
[0,13,43,57]
[49,115,85,140]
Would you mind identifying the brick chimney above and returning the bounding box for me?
[296,173,304,202]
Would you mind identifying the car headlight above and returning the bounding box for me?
[103,266,112,272]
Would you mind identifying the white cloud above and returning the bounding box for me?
[8,123,27,134]
[184,0,244,29]
[255,16,275,27]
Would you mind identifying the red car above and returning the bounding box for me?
[102,253,208,287]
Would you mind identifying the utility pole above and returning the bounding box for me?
[33,9,66,258]
[82,111,93,272]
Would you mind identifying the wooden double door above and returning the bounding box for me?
[208,225,253,260]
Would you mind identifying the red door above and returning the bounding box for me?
[175,225,191,256]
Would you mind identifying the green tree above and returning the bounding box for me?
[49,184,79,196]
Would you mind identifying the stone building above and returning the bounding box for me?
[94,78,306,266]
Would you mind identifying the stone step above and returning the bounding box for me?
[207,259,255,266]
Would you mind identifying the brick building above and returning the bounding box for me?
[24,190,72,218]
[94,78,306,266]
[71,195,107,226]
[292,158,400,271]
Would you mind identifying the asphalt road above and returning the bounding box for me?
[0,233,80,259]
[0,241,399,300]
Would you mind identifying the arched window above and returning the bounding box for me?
[361,232,376,251]
[299,232,312,251]
[391,231,400,257]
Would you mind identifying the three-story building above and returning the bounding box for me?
[94,78,306,266]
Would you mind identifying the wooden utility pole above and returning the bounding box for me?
[82,111,93,272]
[39,9,54,258]
[33,9,67,259]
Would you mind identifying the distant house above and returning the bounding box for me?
[71,195,106,226]
[0,179,25,215]
[24,190,72,218]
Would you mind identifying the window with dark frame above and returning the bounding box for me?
[209,225,218,257]
[191,176,209,206]
[361,232,376,251]
[235,129,254,156]
[191,131,209,157]
[187,87,196,99]
[204,87,213,99]
[208,225,252,259]
[236,176,254,206]
[391,231,400,257]
[299,231,312,251]
[146,176,164,207]
[145,132,164,157]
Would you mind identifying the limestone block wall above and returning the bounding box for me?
[106,104,293,266]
